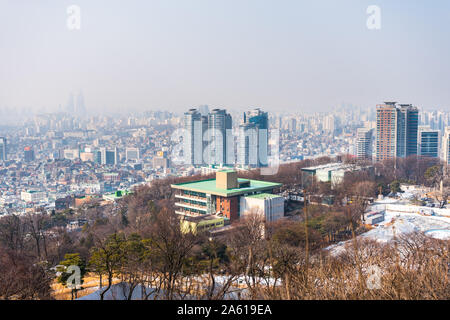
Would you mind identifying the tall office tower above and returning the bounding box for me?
[396,104,419,158]
[323,115,336,132]
[184,109,207,165]
[198,105,209,116]
[0,137,6,161]
[24,146,35,162]
[206,109,232,165]
[98,147,117,165]
[238,108,269,167]
[66,93,75,114]
[102,149,116,166]
[376,102,398,162]
[375,102,419,162]
[114,147,120,165]
[418,126,440,158]
[356,128,373,160]
[93,150,102,164]
[443,127,450,165]
[238,123,258,166]
[125,147,140,162]
[76,91,86,116]
[100,147,107,165]
[288,118,297,133]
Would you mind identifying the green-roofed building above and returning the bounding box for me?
[171,170,282,222]
[102,189,133,202]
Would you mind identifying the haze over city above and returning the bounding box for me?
[3,1,450,306]
[1,0,450,114]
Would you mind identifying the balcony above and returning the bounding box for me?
[175,209,205,217]
[175,194,207,203]
[175,202,207,212]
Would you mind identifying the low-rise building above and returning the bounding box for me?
[240,193,285,222]
[180,214,225,234]
[363,211,385,225]
[301,162,373,187]
[102,189,132,202]
[21,190,46,203]
[171,170,282,222]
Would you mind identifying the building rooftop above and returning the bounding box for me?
[245,193,282,199]
[171,178,281,197]
[301,162,358,172]
[182,214,224,223]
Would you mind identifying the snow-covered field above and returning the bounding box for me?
[327,198,450,256]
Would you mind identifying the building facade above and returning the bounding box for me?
[443,127,450,165]
[356,128,373,160]
[418,126,440,158]
[184,109,207,165]
[396,104,419,158]
[238,108,269,167]
[375,102,419,162]
[206,109,232,165]
[24,147,35,162]
[0,137,6,161]
[239,193,284,222]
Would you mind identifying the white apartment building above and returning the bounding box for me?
[443,127,450,165]
[21,190,46,203]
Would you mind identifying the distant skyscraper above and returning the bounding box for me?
[100,147,107,165]
[184,109,207,165]
[238,108,269,167]
[114,146,120,165]
[396,104,419,158]
[76,91,86,115]
[93,150,102,164]
[356,128,373,160]
[99,147,118,165]
[238,123,258,166]
[418,126,439,158]
[198,105,209,116]
[324,115,336,133]
[443,127,450,165]
[376,102,398,162]
[0,137,6,161]
[206,109,232,165]
[288,118,297,133]
[375,102,419,162]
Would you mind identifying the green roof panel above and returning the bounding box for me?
[171,178,281,197]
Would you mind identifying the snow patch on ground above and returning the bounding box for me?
[425,229,450,240]
[326,199,450,256]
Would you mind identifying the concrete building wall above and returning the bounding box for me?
[240,195,284,222]
[216,170,238,189]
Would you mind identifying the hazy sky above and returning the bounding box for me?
[1,0,450,113]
